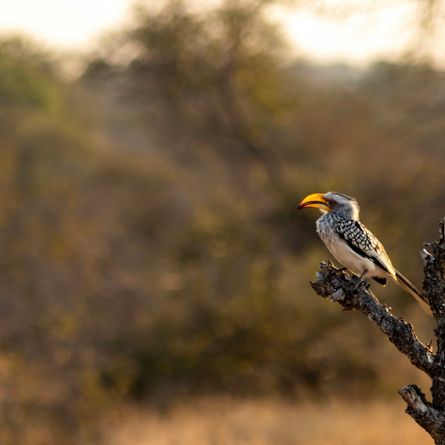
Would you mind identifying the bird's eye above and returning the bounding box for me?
[327,199,336,207]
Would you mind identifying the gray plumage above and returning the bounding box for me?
[316,193,395,281]
[302,191,428,311]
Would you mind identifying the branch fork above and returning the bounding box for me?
[310,219,445,444]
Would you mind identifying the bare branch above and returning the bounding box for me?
[309,220,445,442]
[399,384,445,442]
[423,219,445,319]
[311,261,435,374]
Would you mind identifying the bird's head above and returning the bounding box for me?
[298,192,360,219]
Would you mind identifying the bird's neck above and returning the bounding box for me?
[321,208,359,222]
[342,209,359,220]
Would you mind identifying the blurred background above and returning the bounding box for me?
[0,0,443,443]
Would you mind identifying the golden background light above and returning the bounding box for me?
[0,0,428,63]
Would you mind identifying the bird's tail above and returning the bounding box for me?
[394,270,430,314]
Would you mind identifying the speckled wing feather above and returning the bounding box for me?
[334,219,396,277]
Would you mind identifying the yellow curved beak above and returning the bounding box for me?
[297,193,330,211]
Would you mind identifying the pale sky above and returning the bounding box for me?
[0,0,132,50]
[0,0,436,65]
[276,2,418,65]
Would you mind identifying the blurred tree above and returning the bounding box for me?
[2,1,445,443]
[85,0,300,190]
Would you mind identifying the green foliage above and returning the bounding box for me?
[0,38,61,110]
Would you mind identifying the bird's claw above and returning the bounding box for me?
[353,278,367,291]
[352,270,369,291]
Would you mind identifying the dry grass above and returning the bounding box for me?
[104,397,431,445]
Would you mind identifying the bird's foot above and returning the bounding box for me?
[352,269,369,291]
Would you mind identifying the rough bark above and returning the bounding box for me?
[310,219,445,444]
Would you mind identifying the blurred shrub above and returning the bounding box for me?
[0,1,443,443]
